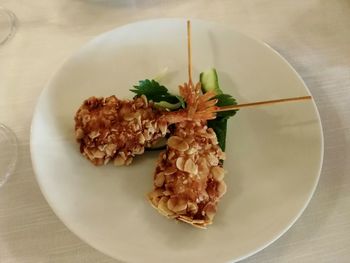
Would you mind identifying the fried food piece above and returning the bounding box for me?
[148,120,226,228]
[74,95,167,166]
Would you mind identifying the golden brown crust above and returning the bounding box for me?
[148,121,226,228]
[74,95,167,166]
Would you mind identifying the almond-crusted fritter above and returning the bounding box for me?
[74,95,167,166]
[148,121,226,228]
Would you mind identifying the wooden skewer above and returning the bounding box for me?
[186,20,311,112]
[187,20,193,85]
[215,95,312,112]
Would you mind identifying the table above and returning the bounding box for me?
[1,1,349,262]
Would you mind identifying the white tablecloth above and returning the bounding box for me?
[1,0,349,262]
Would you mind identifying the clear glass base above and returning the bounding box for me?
[0,124,18,187]
[0,7,16,45]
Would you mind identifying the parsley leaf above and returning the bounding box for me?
[130,79,185,110]
[215,94,238,119]
[205,93,238,150]
[130,79,168,101]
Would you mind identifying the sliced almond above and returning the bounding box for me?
[119,151,127,160]
[157,197,174,217]
[133,145,144,155]
[154,172,165,187]
[176,157,185,171]
[210,137,218,145]
[203,132,215,139]
[147,123,155,134]
[148,189,163,206]
[88,131,100,139]
[82,115,91,125]
[159,121,167,135]
[105,144,117,156]
[141,95,148,108]
[206,153,219,166]
[168,151,175,160]
[125,157,133,166]
[149,189,163,199]
[113,155,125,166]
[187,202,198,214]
[217,181,227,198]
[164,166,177,175]
[75,128,84,139]
[184,137,195,145]
[138,133,145,144]
[145,121,152,128]
[211,166,225,181]
[217,150,226,160]
[167,136,189,152]
[198,158,209,176]
[98,144,107,152]
[203,203,217,221]
[186,147,197,155]
[131,123,140,132]
[143,130,151,141]
[163,190,172,196]
[167,197,188,213]
[92,149,105,159]
[136,112,142,127]
[123,112,136,121]
[83,148,94,160]
[184,158,198,175]
[177,216,207,229]
[192,219,206,225]
[198,191,209,203]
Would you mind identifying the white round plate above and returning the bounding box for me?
[31,19,323,263]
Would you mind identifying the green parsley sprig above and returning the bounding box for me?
[130,79,185,110]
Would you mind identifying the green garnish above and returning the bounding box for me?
[208,94,238,151]
[130,79,185,110]
[215,94,238,119]
[207,119,228,151]
[200,68,238,151]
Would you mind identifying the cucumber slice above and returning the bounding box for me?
[200,68,223,94]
